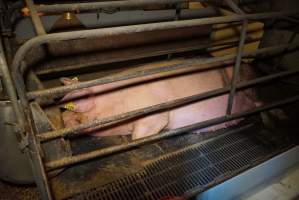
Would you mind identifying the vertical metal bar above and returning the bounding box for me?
[226,21,247,115]
[19,62,53,200]
[24,0,48,93]
[224,0,244,14]
[25,0,46,35]
[17,3,51,198]
[0,38,25,140]
[0,37,52,199]
[225,0,248,115]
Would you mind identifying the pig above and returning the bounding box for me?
[60,60,260,140]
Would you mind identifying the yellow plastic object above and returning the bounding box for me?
[63,77,79,111]
[189,2,206,9]
[211,10,264,62]
[189,4,264,62]
[72,76,79,82]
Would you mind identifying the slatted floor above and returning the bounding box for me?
[65,128,276,200]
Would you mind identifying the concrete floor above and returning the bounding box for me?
[0,181,38,200]
[244,164,299,200]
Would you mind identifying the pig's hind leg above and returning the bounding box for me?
[132,112,169,140]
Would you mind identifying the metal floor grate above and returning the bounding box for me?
[64,130,271,200]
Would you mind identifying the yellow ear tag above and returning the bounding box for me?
[72,77,79,82]
[64,102,76,111]
[64,77,79,111]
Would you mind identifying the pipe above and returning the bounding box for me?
[25,0,46,35]
[224,0,244,14]
[35,38,261,76]
[27,42,299,100]
[0,37,25,140]
[44,94,299,171]
[35,0,215,13]
[224,0,247,115]
[0,37,52,200]
[38,67,299,142]
[12,11,298,80]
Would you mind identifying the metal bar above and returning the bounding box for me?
[25,0,46,35]
[44,94,299,171]
[30,56,234,100]
[224,0,244,14]
[38,67,299,142]
[0,37,25,139]
[0,37,52,199]
[25,0,48,94]
[35,37,260,77]
[226,23,247,114]
[27,42,299,100]
[224,0,247,115]
[12,11,298,80]
[35,0,213,13]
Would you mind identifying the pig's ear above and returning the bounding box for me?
[60,77,79,85]
[62,98,95,113]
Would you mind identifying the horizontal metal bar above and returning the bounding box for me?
[35,0,212,13]
[30,56,233,100]
[27,41,299,100]
[44,94,299,171]
[35,38,258,77]
[38,67,299,142]
[12,11,298,82]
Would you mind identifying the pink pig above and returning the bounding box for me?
[60,61,259,140]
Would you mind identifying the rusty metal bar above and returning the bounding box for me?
[224,0,244,14]
[224,0,247,115]
[0,37,25,139]
[35,37,260,77]
[25,0,46,35]
[226,23,247,115]
[0,36,52,199]
[35,0,213,13]
[25,0,48,93]
[30,56,233,100]
[12,11,298,80]
[38,67,299,142]
[27,42,299,100]
[44,94,299,171]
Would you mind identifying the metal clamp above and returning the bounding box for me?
[18,133,29,151]
[0,74,3,94]
[5,121,29,151]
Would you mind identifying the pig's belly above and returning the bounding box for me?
[168,95,229,130]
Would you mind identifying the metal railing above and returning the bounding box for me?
[6,0,299,199]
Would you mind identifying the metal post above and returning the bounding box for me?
[0,38,25,140]
[25,0,46,35]
[0,36,52,199]
[224,0,247,115]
